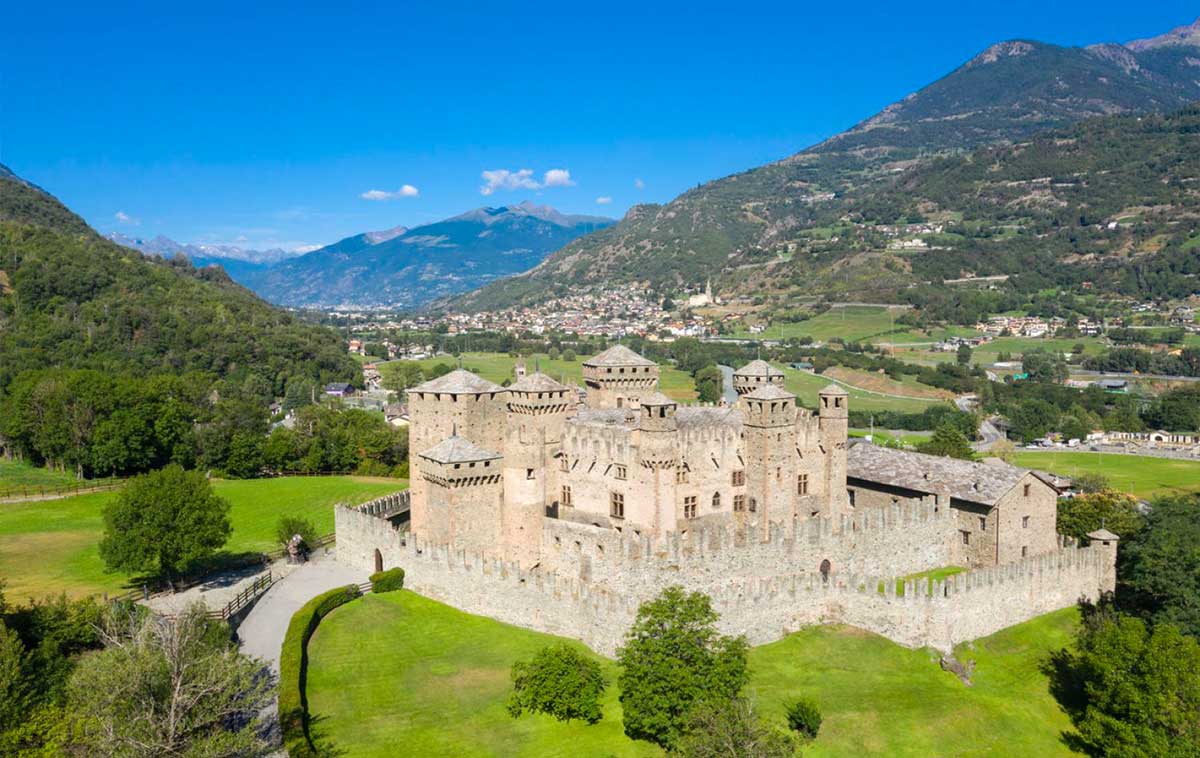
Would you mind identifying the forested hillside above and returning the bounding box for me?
[453,23,1200,313]
[0,166,362,477]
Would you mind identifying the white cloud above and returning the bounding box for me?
[542,168,574,188]
[361,184,419,201]
[480,167,574,195]
[114,210,139,225]
[634,178,645,190]
[596,196,613,205]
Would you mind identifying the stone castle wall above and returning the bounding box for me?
[336,497,1112,656]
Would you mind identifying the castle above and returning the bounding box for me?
[335,347,1117,655]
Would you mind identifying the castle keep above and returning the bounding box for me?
[336,347,1117,655]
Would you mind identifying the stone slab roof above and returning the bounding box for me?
[733,359,785,378]
[640,391,676,406]
[419,435,502,464]
[676,407,743,432]
[573,409,638,427]
[847,441,1030,507]
[509,372,569,393]
[742,384,796,401]
[583,345,657,367]
[821,382,849,396]
[412,369,505,395]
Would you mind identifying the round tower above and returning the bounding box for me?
[503,372,572,566]
[732,360,786,396]
[582,345,659,409]
[635,391,680,535]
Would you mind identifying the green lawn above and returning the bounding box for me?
[414,352,698,402]
[1014,451,1200,499]
[306,590,1080,757]
[0,459,82,492]
[733,306,906,343]
[781,365,942,415]
[0,475,406,601]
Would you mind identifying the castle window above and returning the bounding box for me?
[1022,515,1030,528]
[676,468,689,484]
[748,498,757,513]
[559,456,569,472]
[610,492,625,519]
[733,494,746,512]
[848,489,856,507]
[1023,483,1031,497]
[979,517,986,531]
[961,530,970,545]
[1021,546,1028,557]
[683,496,697,519]
[797,473,809,496]
[732,470,745,486]
[562,486,572,506]
[614,464,627,480]
[712,492,721,509]
[526,468,535,480]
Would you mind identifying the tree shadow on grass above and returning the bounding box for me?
[305,713,348,758]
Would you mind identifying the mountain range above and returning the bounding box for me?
[454,17,1200,312]
[115,201,613,309]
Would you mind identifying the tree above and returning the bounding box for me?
[99,465,231,586]
[562,349,577,362]
[1072,472,1110,494]
[1118,494,1200,637]
[66,604,273,757]
[1048,604,1200,758]
[507,643,606,724]
[617,587,749,749]
[223,432,264,478]
[1022,350,1069,384]
[785,696,822,741]
[989,438,1017,464]
[276,515,318,549]
[695,365,723,404]
[917,424,977,461]
[1057,491,1142,542]
[956,343,972,365]
[675,697,797,758]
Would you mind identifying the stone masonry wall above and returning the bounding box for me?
[336,496,1114,656]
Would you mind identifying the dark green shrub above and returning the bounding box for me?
[370,567,405,594]
[276,515,318,549]
[507,643,605,723]
[279,584,361,757]
[785,696,822,740]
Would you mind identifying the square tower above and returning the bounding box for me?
[582,345,659,409]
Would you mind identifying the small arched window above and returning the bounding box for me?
[712,492,721,509]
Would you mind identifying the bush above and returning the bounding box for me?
[785,696,822,740]
[279,584,362,757]
[507,643,606,724]
[370,567,405,594]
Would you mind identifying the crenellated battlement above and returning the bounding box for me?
[335,502,1114,656]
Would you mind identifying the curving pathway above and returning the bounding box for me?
[237,556,365,673]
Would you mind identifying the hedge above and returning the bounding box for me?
[279,584,362,757]
[370,567,405,593]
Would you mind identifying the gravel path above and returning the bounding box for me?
[237,555,365,673]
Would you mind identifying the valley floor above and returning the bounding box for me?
[305,590,1081,757]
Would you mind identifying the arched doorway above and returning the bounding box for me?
[374,549,383,574]
[819,559,831,583]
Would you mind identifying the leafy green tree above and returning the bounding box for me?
[507,643,606,724]
[563,349,577,362]
[223,432,265,478]
[1057,491,1142,542]
[99,465,231,586]
[695,365,723,404]
[1118,494,1200,637]
[617,586,749,749]
[1049,605,1200,758]
[1072,472,1110,495]
[380,361,425,393]
[1022,350,1069,383]
[675,697,796,758]
[956,343,972,365]
[66,605,273,757]
[785,696,822,740]
[0,620,25,737]
[917,424,977,461]
[276,515,319,549]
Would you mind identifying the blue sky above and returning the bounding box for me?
[3,2,1197,251]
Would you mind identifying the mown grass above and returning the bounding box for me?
[305,590,1080,757]
[1014,450,1200,499]
[780,364,942,414]
[0,475,406,601]
[413,352,698,402]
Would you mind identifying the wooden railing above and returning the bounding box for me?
[208,573,274,620]
[0,477,126,501]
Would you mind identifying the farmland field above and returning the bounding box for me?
[1013,451,1200,499]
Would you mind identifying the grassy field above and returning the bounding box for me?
[733,306,907,343]
[306,590,1080,757]
[0,475,406,601]
[0,459,81,491]
[781,365,943,414]
[413,352,698,402]
[1014,451,1200,499]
